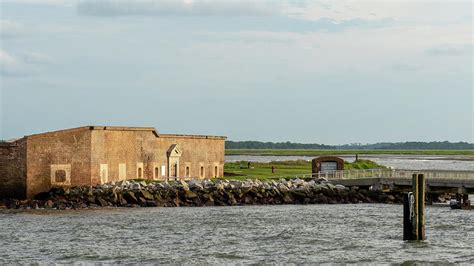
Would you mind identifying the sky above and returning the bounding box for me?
[0,0,472,144]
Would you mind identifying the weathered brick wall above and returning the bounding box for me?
[90,129,146,184]
[0,139,27,199]
[26,128,92,198]
[158,135,226,179]
[90,128,225,183]
[5,126,224,198]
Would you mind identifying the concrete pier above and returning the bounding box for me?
[328,177,474,195]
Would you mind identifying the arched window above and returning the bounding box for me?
[200,166,204,177]
[186,166,190,177]
[214,166,218,177]
[138,167,142,178]
[155,167,159,179]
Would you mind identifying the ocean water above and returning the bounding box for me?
[1,204,473,264]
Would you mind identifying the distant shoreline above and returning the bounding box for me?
[226,149,474,156]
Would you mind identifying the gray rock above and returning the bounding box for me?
[131,183,141,190]
[180,180,190,191]
[123,191,139,204]
[277,184,289,193]
[185,190,198,199]
[96,197,109,207]
[293,178,305,186]
[139,190,154,200]
[188,180,204,190]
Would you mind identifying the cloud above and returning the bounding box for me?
[1,0,76,6]
[0,50,52,77]
[391,63,420,72]
[22,52,53,64]
[0,50,26,76]
[77,0,281,17]
[0,20,27,39]
[425,44,472,56]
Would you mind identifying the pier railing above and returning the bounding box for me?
[170,169,474,182]
[265,169,474,180]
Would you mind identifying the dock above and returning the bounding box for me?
[317,169,474,204]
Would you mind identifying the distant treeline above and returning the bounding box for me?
[226,141,474,150]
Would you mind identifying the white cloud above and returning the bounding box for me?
[1,0,76,7]
[0,50,26,76]
[77,0,281,17]
[425,44,473,56]
[282,0,472,30]
[391,63,420,72]
[0,20,27,39]
[0,50,53,77]
[22,52,53,64]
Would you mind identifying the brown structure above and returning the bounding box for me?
[0,126,226,199]
[312,156,344,174]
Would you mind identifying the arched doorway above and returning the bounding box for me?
[167,144,182,178]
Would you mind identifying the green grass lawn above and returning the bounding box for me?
[225,149,474,156]
[223,159,385,180]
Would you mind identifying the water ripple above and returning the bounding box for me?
[1,204,473,264]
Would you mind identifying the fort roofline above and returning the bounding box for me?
[7,125,227,141]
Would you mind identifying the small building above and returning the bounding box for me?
[0,126,226,199]
[312,156,344,174]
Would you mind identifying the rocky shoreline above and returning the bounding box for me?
[0,178,403,210]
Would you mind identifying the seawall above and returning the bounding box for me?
[1,178,403,209]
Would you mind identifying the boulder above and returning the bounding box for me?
[34,192,50,201]
[96,197,109,207]
[188,180,204,190]
[387,195,396,203]
[290,188,308,198]
[278,184,289,193]
[292,178,305,186]
[87,196,96,204]
[145,200,158,207]
[138,190,154,200]
[49,187,65,196]
[116,180,130,188]
[138,197,147,206]
[282,195,294,204]
[131,182,141,190]
[123,191,139,204]
[203,179,214,188]
[185,190,198,199]
[180,180,190,191]
[44,200,54,209]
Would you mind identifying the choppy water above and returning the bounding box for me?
[226,155,474,171]
[1,204,473,264]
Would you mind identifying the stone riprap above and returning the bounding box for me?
[0,179,402,210]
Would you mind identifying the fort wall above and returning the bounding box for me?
[1,126,225,199]
[90,128,225,183]
[0,139,27,199]
[25,128,92,198]
[158,134,225,179]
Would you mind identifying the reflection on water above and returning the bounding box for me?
[0,205,473,264]
[226,155,474,171]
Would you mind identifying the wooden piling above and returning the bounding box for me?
[415,174,425,240]
[403,174,425,241]
[403,193,414,240]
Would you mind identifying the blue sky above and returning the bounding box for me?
[0,0,472,144]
